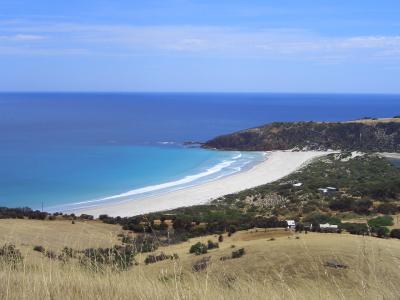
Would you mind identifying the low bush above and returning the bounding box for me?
[192,256,211,272]
[189,242,208,255]
[232,248,245,259]
[81,245,136,271]
[207,240,219,250]
[372,226,389,238]
[133,235,158,253]
[79,214,94,220]
[45,250,58,260]
[376,203,398,215]
[353,199,373,215]
[144,252,178,265]
[33,245,45,253]
[390,229,400,239]
[340,223,369,235]
[368,215,394,228]
[0,244,23,265]
[58,247,76,261]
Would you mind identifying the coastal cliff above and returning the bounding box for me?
[203,119,400,152]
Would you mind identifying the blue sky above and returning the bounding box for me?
[1,0,400,93]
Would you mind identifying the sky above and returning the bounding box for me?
[1,0,400,93]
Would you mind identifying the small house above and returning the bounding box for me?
[320,223,339,232]
[320,223,338,229]
[286,220,296,229]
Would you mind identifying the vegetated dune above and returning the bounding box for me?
[1,219,400,300]
[203,120,400,152]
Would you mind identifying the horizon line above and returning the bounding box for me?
[1,91,400,96]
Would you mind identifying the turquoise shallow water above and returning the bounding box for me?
[0,92,399,211]
[0,144,263,211]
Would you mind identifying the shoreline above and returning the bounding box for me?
[380,152,400,160]
[71,151,332,217]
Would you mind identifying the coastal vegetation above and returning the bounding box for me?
[204,120,400,151]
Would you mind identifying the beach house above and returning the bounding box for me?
[286,220,296,229]
[320,223,339,232]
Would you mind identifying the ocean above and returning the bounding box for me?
[0,93,399,211]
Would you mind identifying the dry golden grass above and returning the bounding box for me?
[0,219,123,251]
[346,117,400,124]
[1,220,400,299]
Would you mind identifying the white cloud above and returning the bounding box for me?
[14,34,46,41]
[0,34,46,41]
[0,19,399,63]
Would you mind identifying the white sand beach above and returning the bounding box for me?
[73,151,332,217]
[380,152,400,160]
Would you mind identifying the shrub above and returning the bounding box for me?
[0,244,23,265]
[33,245,45,253]
[376,203,398,215]
[152,222,168,231]
[133,235,158,253]
[295,223,304,232]
[329,197,354,211]
[303,213,341,225]
[353,199,373,214]
[228,225,237,234]
[218,235,224,243]
[390,229,400,239]
[373,226,389,238]
[58,247,76,261]
[192,256,211,272]
[45,250,58,260]
[340,223,369,235]
[232,248,245,259]
[144,252,178,265]
[81,245,136,271]
[220,255,231,261]
[0,207,52,220]
[99,214,109,220]
[189,242,208,255]
[79,214,94,220]
[207,240,219,250]
[368,215,394,228]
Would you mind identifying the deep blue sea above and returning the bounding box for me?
[0,93,399,211]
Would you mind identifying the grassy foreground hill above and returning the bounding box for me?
[1,218,400,300]
[204,118,400,151]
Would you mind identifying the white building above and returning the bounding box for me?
[326,187,338,191]
[286,220,296,229]
[320,223,338,229]
[318,187,338,193]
